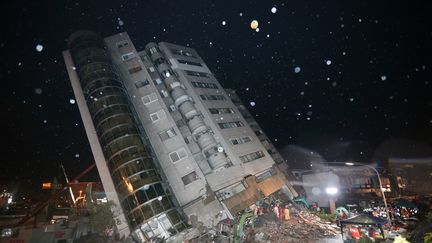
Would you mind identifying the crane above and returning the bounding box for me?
[13,163,96,227]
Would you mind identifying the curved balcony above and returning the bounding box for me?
[171,88,189,108]
[187,116,206,135]
[196,132,216,151]
[178,101,198,120]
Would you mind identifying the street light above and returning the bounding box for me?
[348,163,391,224]
[326,187,338,195]
[342,162,391,225]
[326,187,338,214]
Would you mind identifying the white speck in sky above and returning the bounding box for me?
[271,7,277,13]
[35,88,43,95]
[349,98,354,102]
[255,28,260,32]
[250,101,256,107]
[294,66,301,73]
[75,154,80,158]
[381,75,387,81]
[69,98,76,104]
[36,44,43,52]
[222,20,226,26]
[326,60,332,65]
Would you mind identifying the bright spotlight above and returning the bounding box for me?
[326,187,338,195]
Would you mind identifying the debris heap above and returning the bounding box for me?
[246,206,341,242]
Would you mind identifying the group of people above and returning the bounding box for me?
[347,225,378,241]
[271,203,290,222]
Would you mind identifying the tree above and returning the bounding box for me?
[89,201,120,240]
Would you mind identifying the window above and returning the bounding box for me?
[181,171,198,186]
[141,93,158,105]
[134,80,149,89]
[154,78,162,85]
[218,121,244,129]
[169,148,187,163]
[171,49,196,58]
[122,52,135,61]
[128,66,142,74]
[185,70,210,78]
[255,168,276,183]
[150,110,166,122]
[160,90,169,98]
[255,130,263,136]
[149,47,158,54]
[177,59,203,67]
[209,108,235,114]
[116,40,129,48]
[239,151,265,163]
[168,105,176,112]
[230,136,252,145]
[261,139,270,146]
[191,81,218,89]
[200,94,225,101]
[159,127,177,141]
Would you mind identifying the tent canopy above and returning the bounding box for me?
[340,213,388,226]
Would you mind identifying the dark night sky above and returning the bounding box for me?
[1,1,431,194]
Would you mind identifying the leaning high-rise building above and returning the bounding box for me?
[63,31,296,242]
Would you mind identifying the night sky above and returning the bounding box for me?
[1,1,431,194]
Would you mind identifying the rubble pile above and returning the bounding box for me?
[248,206,341,243]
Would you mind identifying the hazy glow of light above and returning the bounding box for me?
[326,187,338,195]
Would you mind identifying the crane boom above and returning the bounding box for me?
[13,163,96,227]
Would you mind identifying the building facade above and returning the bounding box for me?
[63,31,295,241]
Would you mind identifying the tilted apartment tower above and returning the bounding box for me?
[63,31,295,242]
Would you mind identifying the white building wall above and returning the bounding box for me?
[103,34,207,206]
